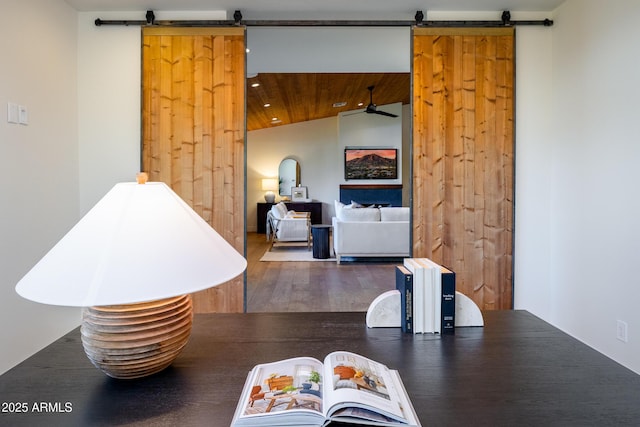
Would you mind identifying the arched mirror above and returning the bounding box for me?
[278,158,300,197]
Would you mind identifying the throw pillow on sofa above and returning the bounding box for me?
[351,200,384,208]
[334,200,344,218]
[334,200,354,218]
[380,207,410,222]
[338,206,381,222]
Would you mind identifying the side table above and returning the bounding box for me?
[311,224,331,259]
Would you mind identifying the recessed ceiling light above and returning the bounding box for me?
[271,117,278,121]
[251,83,260,88]
[358,102,364,107]
[271,119,282,124]
[333,102,347,108]
[264,103,271,107]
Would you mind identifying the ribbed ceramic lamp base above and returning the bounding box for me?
[80,294,193,379]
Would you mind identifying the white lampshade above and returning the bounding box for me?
[261,178,277,191]
[16,181,247,307]
[261,178,278,203]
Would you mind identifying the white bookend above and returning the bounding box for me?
[455,291,484,327]
[366,290,401,328]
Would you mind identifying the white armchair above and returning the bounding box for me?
[266,202,311,249]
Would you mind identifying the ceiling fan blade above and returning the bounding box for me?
[374,110,398,118]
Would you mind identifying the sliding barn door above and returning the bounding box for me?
[412,28,514,310]
[142,27,246,313]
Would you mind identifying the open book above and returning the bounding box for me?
[231,351,421,427]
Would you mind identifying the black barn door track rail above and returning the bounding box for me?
[95,10,553,28]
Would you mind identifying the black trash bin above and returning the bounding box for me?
[311,224,331,259]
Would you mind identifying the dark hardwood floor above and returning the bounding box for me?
[246,232,400,312]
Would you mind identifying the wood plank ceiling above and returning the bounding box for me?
[246,73,410,131]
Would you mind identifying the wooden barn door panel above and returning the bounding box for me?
[413,28,514,310]
[142,27,246,313]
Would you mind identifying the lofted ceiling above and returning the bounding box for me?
[247,73,410,131]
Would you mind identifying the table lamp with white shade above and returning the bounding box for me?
[261,178,278,203]
[15,173,247,379]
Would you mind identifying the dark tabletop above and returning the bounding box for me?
[1,310,639,426]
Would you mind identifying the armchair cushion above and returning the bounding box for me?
[271,202,289,219]
[266,209,310,246]
[275,216,309,240]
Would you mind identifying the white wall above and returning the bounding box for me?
[515,0,640,374]
[77,10,228,213]
[513,27,554,317]
[0,0,81,375]
[550,0,639,373]
[248,117,340,228]
[247,103,410,230]
[77,12,143,212]
[247,27,410,74]
[338,102,403,186]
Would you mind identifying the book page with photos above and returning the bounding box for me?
[232,357,326,426]
[323,351,410,424]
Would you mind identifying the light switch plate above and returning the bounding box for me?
[7,102,19,124]
[18,105,28,125]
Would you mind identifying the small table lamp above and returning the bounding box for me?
[15,173,247,379]
[261,178,278,203]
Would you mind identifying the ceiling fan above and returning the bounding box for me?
[362,85,398,118]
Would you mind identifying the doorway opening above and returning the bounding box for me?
[244,27,412,312]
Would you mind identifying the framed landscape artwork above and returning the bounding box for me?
[344,148,398,180]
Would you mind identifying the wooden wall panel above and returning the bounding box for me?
[142,27,246,313]
[413,28,514,310]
